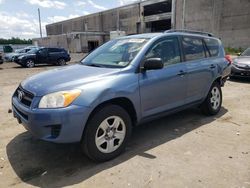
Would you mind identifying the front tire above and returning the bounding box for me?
[82,105,132,162]
[201,82,222,116]
[25,59,35,68]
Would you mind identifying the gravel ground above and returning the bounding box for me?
[0,56,249,188]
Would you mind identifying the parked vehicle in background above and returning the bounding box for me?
[3,45,13,53]
[231,47,250,77]
[12,30,231,162]
[4,46,36,62]
[0,53,3,64]
[14,47,71,68]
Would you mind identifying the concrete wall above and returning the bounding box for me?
[46,3,140,36]
[33,33,106,53]
[219,0,250,48]
[175,0,250,48]
[38,0,250,51]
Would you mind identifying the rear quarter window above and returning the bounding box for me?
[182,37,206,61]
[204,38,220,57]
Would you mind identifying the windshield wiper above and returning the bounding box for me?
[84,63,104,67]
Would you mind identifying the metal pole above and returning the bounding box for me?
[38,8,42,38]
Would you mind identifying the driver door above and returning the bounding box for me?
[139,37,188,118]
[37,48,48,64]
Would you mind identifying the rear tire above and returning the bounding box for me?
[201,82,222,116]
[82,105,132,162]
[57,58,66,66]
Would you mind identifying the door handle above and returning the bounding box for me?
[210,64,216,69]
[177,70,187,76]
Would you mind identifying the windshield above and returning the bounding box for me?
[81,38,149,68]
[241,48,250,56]
[15,49,23,53]
[27,48,40,54]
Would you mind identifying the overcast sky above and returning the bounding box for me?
[0,0,138,39]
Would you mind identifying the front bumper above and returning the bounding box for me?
[12,95,91,143]
[14,58,25,65]
[4,56,12,62]
[231,64,250,77]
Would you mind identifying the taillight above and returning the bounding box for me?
[225,55,232,64]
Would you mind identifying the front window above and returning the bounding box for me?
[145,37,181,67]
[81,38,149,68]
[241,48,250,56]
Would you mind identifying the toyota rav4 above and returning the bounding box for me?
[12,30,231,161]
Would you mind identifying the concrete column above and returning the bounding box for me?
[171,0,176,29]
[212,0,223,36]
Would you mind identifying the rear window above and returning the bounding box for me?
[182,37,206,61]
[204,38,220,57]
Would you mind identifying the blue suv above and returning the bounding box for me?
[12,30,231,161]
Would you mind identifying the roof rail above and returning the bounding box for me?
[165,29,214,37]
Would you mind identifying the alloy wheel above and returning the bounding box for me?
[26,60,34,68]
[95,116,126,153]
[210,86,221,110]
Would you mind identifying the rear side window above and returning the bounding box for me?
[204,38,220,57]
[49,48,62,53]
[182,37,205,61]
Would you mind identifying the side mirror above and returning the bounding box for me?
[142,58,164,70]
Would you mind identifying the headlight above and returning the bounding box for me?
[38,89,81,108]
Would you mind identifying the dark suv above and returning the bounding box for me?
[0,53,3,64]
[14,47,71,68]
[12,30,231,161]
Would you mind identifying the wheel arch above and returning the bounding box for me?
[213,76,223,86]
[57,57,66,61]
[90,97,137,125]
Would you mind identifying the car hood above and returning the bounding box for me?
[13,53,26,57]
[234,57,250,65]
[21,64,121,96]
[5,53,19,57]
[19,53,36,58]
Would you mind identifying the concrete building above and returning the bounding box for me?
[33,0,250,52]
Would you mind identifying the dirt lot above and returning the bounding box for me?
[0,57,250,188]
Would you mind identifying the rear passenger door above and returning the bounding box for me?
[182,36,217,103]
[48,48,62,63]
[139,37,187,118]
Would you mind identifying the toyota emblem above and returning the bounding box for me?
[17,90,24,101]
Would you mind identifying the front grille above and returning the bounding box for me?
[13,105,28,120]
[15,86,34,107]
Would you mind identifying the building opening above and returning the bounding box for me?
[146,19,171,32]
[144,1,172,16]
[88,41,99,52]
